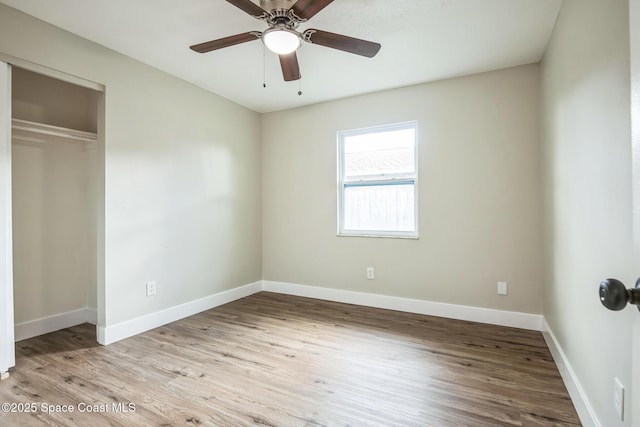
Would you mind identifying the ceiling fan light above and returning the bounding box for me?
[263,28,300,55]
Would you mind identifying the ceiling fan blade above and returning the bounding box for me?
[290,0,334,21]
[279,52,301,81]
[303,29,381,58]
[226,0,269,19]
[190,32,261,53]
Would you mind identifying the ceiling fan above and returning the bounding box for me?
[190,0,381,82]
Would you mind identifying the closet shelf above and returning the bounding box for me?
[11,118,97,145]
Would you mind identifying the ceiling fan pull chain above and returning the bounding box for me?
[263,44,267,88]
[297,48,302,95]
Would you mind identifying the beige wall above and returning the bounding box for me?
[12,137,94,323]
[262,64,544,314]
[0,4,262,327]
[541,0,635,425]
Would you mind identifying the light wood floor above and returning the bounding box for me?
[0,292,580,426]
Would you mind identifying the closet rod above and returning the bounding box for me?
[11,118,97,144]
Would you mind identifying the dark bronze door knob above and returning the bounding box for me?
[599,278,640,312]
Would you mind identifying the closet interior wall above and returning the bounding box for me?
[11,67,99,339]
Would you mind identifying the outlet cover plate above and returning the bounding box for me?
[497,282,508,295]
[366,267,375,280]
[614,377,624,421]
[146,280,157,297]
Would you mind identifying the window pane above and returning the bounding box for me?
[343,184,415,232]
[344,128,415,178]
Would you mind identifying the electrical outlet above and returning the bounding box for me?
[614,377,625,421]
[497,282,508,295]
[146,280,156,297]
[366,267,375,280]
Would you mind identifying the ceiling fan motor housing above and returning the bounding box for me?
[261,0,305,26]
[261,0,295,14]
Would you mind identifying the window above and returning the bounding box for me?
[338,121,418,238]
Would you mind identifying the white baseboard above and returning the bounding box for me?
[16,281,541,342]
[15,307,97,341]
[262,280,543,331]
[97,281,262,345]
[542,319,601,427]
[96,280,542,345]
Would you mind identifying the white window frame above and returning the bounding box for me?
[337,121,419,239]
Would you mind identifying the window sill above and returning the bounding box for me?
[337,233,419,240]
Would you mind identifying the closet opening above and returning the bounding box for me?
[11,67,100,343]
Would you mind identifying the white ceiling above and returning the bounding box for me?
[0,0,563,113]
